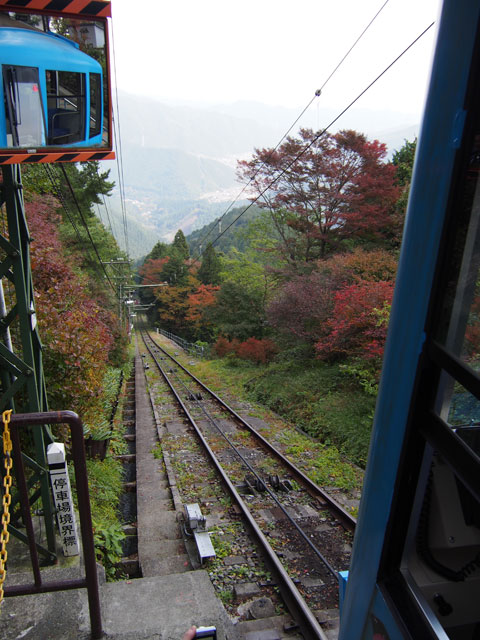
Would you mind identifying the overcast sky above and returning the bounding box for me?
[110,0,442,120]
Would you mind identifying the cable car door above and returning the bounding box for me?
[2,65,46,148]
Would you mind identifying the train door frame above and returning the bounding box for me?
[339,1,480,638]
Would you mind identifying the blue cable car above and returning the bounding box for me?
[339,1,480,638]
[0,26,104,149]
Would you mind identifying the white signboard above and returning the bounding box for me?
[47,442,80,557]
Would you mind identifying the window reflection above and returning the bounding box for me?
[435,135,480,372]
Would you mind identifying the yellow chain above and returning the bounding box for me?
[0,409,13,606]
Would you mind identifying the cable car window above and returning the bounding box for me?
[2,65,46,147]
[89,72,101,138]
[447,380,480,427]
[46,70,85,144]
[434,137,480,374]
[396,51,480,639]
[0,12,113,159]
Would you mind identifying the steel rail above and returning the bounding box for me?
[146,329,356,532]
[140,330,328,640]
[158,337,338,577]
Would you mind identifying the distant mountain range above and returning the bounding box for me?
[99,92,420,259]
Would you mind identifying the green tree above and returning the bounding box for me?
[392,138,417,186]
[160,251,189,286]
[62,162,114,218]
[198,243,222,285]
[208,280,265,340]
[391,138,417,244]
[144,241,169,262]
[22,165,53,194]
[172,229,189,260]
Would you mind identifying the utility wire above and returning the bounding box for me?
[46,164,119,296]
[205,22,435,252]
[102,193,114,234]
[317,0,391,95]
[110,19,130,257]
[194,0,392,259]
[59,165,117,294]
[44,164,98,268]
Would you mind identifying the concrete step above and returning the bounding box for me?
[235,614,302,639]
[142,553,192,576]
[3,572,235,640]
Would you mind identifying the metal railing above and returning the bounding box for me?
[4,411,102,640]
[158,328,209,359]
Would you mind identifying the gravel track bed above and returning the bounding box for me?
[139,332,357,637]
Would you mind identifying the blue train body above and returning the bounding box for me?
[339,1,480,638]
[0,26,103,148]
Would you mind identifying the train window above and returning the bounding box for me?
[433,141,480,374]
[2,65,46,147]
[46,70,85,145]
[89,72,101,138]
[0,9,113,160]
[392,47,480,639]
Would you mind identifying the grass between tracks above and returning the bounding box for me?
[165,343,368,498]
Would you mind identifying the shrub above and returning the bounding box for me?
[236,337,277,364]
[315,280,394,364]
[214,336,239,357]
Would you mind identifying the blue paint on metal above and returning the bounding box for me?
[364,588,407,640]
[338,571,349,613]
[338,1,480,637]
[452,109,467,148]
[0,27,103,147]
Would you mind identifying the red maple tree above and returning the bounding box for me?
[139,257,169,287]
[26,194,116,418]
[186,284,220,334]
[237,129,400,267]
[266,248,397,345]
[315,279,394,361]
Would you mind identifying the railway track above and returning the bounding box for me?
[140,328,357,639]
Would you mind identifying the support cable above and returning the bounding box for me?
[110,20,130,257]
[101,193,114,234]
[58,165,117,294]
[44,165,97,268]
[202,22,435,252]
[193,0,392,259]
[48,174,112,294]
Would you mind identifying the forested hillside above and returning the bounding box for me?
[186,204,263,255]
[16,162,133,569]
[103,94,421,260]
[139,131,417,465]
[22,162,130,433]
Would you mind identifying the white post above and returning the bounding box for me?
[47,442,80,556]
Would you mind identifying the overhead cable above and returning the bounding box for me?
[110,19,130,257]
[59,164,117,294]
[194,0,392,259]
[44,164,101,272]
[206,22,435,251]
[101,192,114,234]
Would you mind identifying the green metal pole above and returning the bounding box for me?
[0,164,56,560]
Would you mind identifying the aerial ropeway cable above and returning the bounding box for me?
[193,0,393,260]
[199,21,435,254]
